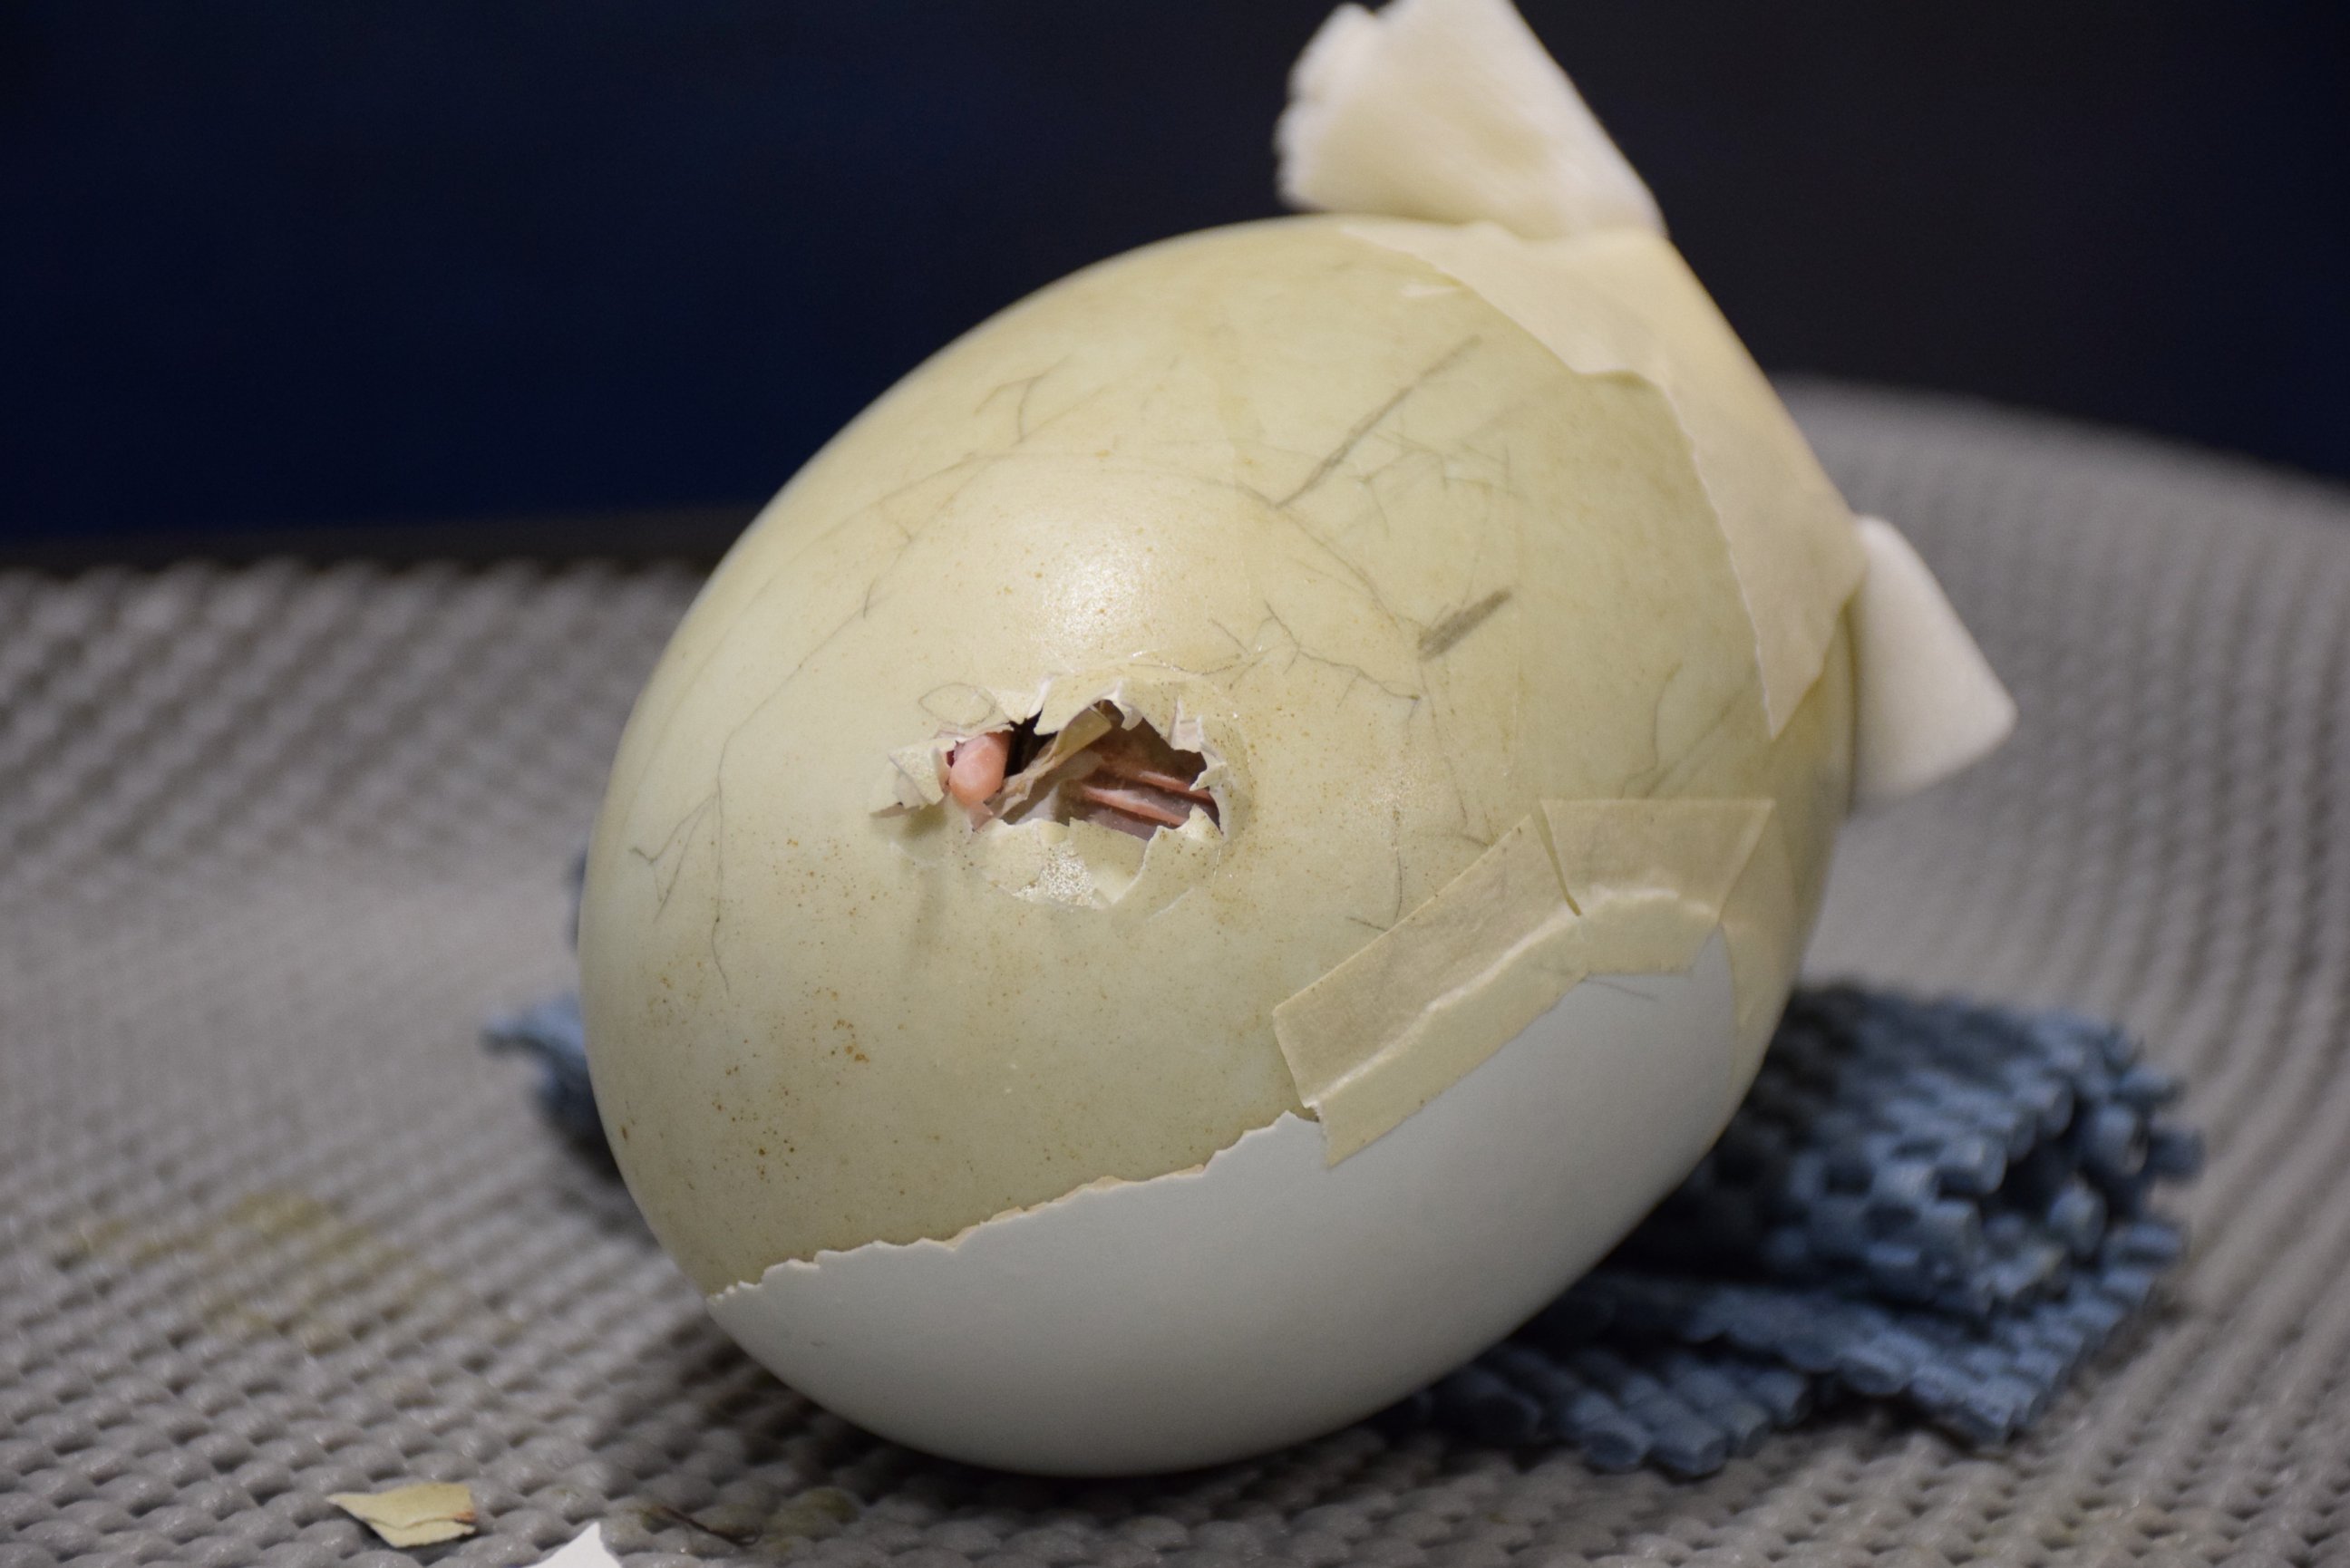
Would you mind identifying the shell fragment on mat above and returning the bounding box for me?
[530,1524,622,1568]
[1273,798,1772,1160]
[1849,516,2017,808]
[1277,0,1663,240]
[328,1482,478,1547]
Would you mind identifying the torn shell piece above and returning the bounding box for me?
[530,1524,622,1568]
[329,1483,478,1548]
[710,937,1739,1475]
[1850,516,2019,808]
[873,737,955,813]
[1278,0,1664,241]
[990,705,1118,821]
[1275,799,1772,1160]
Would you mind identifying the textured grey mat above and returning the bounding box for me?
[6,384,2349,1567]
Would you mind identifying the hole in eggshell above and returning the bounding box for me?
[947,704,1220,840]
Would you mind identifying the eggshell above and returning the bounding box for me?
[710,937,1738,1475]
[1277,0,1664,239]
[580,217,1857,1297]
[578,0,2018,1477]
[1849,517,2018,807]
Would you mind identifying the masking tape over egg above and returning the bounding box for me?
[1345,219,1866,738]
[1274,796,1775,1160]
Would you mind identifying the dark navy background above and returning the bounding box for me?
[5,2,2345,556]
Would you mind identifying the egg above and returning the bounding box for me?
[579,0,2013,1474]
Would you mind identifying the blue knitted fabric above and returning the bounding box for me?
[487,985,2199,1478]
[483,995,604,1148]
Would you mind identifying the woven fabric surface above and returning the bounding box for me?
[5,384,2349,1567]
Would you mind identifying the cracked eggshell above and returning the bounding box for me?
[714,937,1737,1475]
[580,215,1856,1468]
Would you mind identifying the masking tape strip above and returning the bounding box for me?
[1540,799,1772,974]
[1719,812,1803,1079]
[1343,218,1865,738]
[1274,797,1775,1162]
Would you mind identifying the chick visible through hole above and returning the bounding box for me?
[942,705,1219,839]
[944,731,1011,811]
